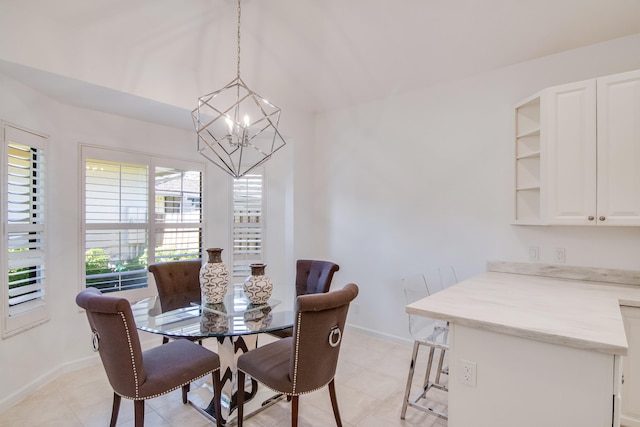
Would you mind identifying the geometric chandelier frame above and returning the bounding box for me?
[192,0,286,178]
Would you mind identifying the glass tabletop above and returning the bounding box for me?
[132,290,294,338]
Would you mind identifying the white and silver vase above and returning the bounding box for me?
[199,248,229,304]
[243,263,273,304]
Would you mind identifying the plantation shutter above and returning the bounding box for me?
[82,146,203,299]
[3,124,49,337]
[153,166,202,262]
[84,158,149,293]
[232,172,263,279]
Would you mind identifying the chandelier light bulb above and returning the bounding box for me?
[225,116,234,135]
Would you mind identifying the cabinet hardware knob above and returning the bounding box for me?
[588,216,594,221]
[599,216,606,221]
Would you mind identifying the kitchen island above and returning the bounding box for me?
[406,262,640,427]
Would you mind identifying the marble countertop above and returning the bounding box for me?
[406,270,640,356]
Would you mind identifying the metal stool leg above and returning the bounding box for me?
[421,345,436,392]
[401,333,449,421]
[401,340,421,419]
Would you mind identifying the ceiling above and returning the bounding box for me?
[2,0,640,127]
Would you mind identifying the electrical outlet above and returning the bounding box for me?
[528,246,539,261]
[554,247,566,263]
[459,359,477,387]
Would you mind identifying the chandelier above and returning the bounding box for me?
[192,0,286,179]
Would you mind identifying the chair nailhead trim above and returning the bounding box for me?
[116,369,220,400]
[291,311,303,393]
[118,312,141,399]
[238,368,332,397]
[115,310,220,401]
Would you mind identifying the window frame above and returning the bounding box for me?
[1,122,49,338]
[80,145,205,301]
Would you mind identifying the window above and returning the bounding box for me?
[232,171,264,280]
[82,147,203,298]
[2,124,48,338]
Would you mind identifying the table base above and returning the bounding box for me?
[188,334,284,426]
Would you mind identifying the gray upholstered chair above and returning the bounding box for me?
[269,259,340,339]
[76,287,222,427]
[236,283,359,427]
[295,259,340,296]
[148,258,202,312]
[148,259,202,344]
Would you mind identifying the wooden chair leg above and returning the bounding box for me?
[109,392,121,427]
[328,379,343,427]
[134,400,145,427]
[213,371,223,427]
[182,384,190,404]
[237,370,245,427]
[291,395,299,427]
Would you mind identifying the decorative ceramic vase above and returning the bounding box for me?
[243,263,273,304]
[199,248,229,304]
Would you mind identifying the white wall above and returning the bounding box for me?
[315,33,640,342]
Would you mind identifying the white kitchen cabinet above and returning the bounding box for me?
[513,69,640,225]
[596,71,640,225]
[621,306,640,427]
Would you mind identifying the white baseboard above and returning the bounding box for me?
[346,323,413,347]
[0,353,99,414]
[0,333,161,415]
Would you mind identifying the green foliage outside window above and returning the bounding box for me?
[8,248,32,288]
[85,248,112,275]
[85,248,148,292]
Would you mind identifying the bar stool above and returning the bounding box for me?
[400,267,457,421]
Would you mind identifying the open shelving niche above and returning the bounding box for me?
[514,95,541,224]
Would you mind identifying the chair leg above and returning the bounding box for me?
[213,370,223,427]
[110,392,121,427]
[134,400,145,427]
[434,348,447,386]
[422,345,436,390]
[291,395,299,427]
[182,384,190,404]
[328,379,343,427]
[400,340,421,419]
[237,370,245,427]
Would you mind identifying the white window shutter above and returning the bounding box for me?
[3,124,49,337]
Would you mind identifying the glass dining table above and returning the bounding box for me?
[132,284,294,426]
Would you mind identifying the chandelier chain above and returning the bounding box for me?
[237,0,241,78]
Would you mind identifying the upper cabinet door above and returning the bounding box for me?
[545,80,597,225]
[597,70,640,226]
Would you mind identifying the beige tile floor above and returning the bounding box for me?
[0,330,447,426]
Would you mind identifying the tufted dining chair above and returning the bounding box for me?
[236,283,359,427]
[148,259,202,312]
[76,287,222,427]
[295,259,340,296]
[148,259,202,344]
[269,259,340,339]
